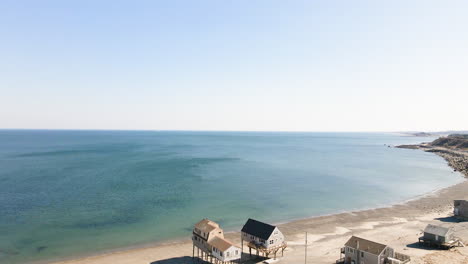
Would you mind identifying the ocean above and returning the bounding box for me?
[0,130,463,264]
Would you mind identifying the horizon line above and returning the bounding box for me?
[0,128,463,134]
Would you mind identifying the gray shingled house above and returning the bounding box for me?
[419,224,454,247]
[454,200,468,220]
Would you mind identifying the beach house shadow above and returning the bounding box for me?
[406,242,440,251]
[150,256,196,264]
[240,253,268,264]
[150,254,267,264]
[434,216,462,223]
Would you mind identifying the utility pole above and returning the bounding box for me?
[305,231,308,264]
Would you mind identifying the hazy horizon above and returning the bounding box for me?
[2,128,468,133]
[1,1,467,132]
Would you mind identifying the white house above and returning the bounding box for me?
[342,236,410,264]
[192,219,240,264]
[210,236,241,262]
[192,219,224,253]
[241,218,285,249]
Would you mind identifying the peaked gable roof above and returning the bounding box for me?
[194,219,220,234]
[210,236,237,252]
[241,218,276,240]
[345,236,387,255]
[424,224,450,237]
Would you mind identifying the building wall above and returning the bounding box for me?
[242,232,267,247]
[192,234,210,252]
[192,225,224,253]
[423,232,447,243]
[344,246,380,264]
[454,200,468,219]
[242,227,285,249]
[212,246,241,262]
[265,227,285,249]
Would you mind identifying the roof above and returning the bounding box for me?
[454,200,468,206]
[210,236,237,251]
[345,236,387,255]
[241,218,276,240]
[194,219,220,233]
[424,224,450,237]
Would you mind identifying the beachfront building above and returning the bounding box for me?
[418,224,461,248]
[210,236,242,263]
[339,236,410,264]
[192,219,241,264]
[240,218,287,259]
[454,200,468,220]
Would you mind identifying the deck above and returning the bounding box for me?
[246,241,287,260]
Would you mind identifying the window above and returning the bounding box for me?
[235,250,239,255]
[251,235,254,239]
[220,252,223,257]
[269,240,274,244]
[361,252,364,258]
[227,252,230,257]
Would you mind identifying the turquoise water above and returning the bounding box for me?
[0,130,463,264]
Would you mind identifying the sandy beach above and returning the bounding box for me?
[48,176,468,264]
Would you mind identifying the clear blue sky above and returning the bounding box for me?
[1,0,467,131]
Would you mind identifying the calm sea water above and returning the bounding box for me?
[0,130,463,263]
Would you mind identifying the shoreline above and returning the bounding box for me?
[47,179,468,264]
[44,141,468,264]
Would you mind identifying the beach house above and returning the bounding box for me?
[210,236,242,263]
[192,219,241,264]
[241,218,287,259]
[418,224,459,248]
[454,200,468,220]
[339,236,410,264]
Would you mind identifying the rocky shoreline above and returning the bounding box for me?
[396,136,468,177]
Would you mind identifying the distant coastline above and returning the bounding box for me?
[397,134,468,177]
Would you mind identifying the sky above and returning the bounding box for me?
[0,0,467,132]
